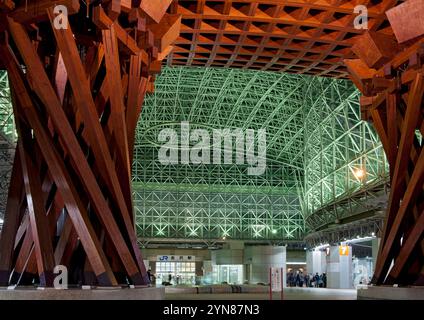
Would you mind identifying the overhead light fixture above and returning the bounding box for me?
[344,235,376,244]
[222,236,226,240]
[272,229,277,234]
[353,168,366,180]
[371,232,375,237]
[314,243,330,251]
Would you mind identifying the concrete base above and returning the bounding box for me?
[0,286,165,300]
[358,285,424,300]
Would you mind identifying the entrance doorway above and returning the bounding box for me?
[156,261,196,285]
[213,265,243,284]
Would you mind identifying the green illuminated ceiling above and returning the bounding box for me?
[0,67,388,241]
[133,67,306,240]
[137,67,306,169]
[0,71,15,143]
[133,66,388,241]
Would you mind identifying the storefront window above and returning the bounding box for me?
[155,261,196,285]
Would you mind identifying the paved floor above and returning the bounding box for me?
[165,287,357,300]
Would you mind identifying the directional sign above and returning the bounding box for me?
[270,268,283,292]
[339,245,349,256]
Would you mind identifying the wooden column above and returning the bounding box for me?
[346,0,424,285]
[0,0,181,287]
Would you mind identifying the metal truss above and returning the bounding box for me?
[134,66,306,240]
[136,66,307,169]
[133,66,388,241]
[304,216,384,249]
[0,67,389,242]
[133,161,304,240]
[0,71,15,220]
[302,77,389,233]
[0,71,16,142]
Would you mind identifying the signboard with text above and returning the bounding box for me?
[157,255,195,262]
[339,245,349,256]
[270,268,283,292]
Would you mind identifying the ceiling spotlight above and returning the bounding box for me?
[272,229,277,234]
[371,232,375,237]
[353,168,366,180]
[222,236,226,240]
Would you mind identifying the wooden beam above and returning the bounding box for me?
[126,55,143,153]
[102,26,131,184]
[138,0,173,23]
[386,0,424,43]
[54,214,73,265]
[10,0,79,24]
[0,151,23,285]
[351,31,399,69]
[16,123,55,287]
[375,139,424,282]
[10,225,33,284]
[92,6,149,64]
[14,211,29,250]
[148,14,182,52]
[7,16,145,284]
[369,108,390,158]
[102,26,134,221]
[47,10,147,280]
[0,0,15,11]
[386,93,398,177]
[344,59,376,95]
[390,73,423,199]
[107,0,121,21]
[1,42,118,286]
[53,52,67,105]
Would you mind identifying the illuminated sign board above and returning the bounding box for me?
[339,245,349,256]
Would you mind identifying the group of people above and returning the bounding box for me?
[287,271,327,288]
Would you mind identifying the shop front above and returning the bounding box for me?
[155,255,196,285]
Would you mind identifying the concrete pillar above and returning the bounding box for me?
[327,245,352,289]
[211,249,243,265]
[244,246,286,286]
[306,250,326,275]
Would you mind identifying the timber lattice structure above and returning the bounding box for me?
[0,0,181,287]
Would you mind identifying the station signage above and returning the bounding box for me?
[270,267,283,292]
[339,245,349,256]
[157,255,195,262]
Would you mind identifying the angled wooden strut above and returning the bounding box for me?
[0,1,181,287]
[346,2,424,286]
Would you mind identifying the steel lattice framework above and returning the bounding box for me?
[1,66,389,241]
[133,67,305,240]
[303,77,390,232]
[133,66,388,241]
[0,70,15,221]
[0,71,15,142]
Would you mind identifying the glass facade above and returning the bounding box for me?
[212,265,244,285]
[156,261,196,285]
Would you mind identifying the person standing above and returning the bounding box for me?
[322,273,327,288]
[147,268,152,284]
[295,271,300,287]
[305,273,310,287]
[314,272,319,287]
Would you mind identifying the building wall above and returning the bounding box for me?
[306,250,327,275]
[244,246,286,285]
[141,248,210,275]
